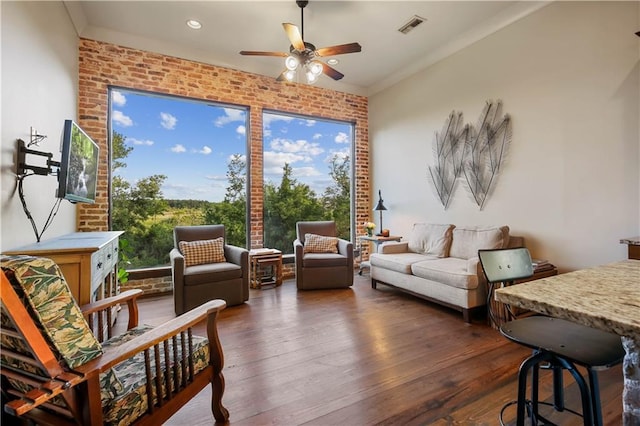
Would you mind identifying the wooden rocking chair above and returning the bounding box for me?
[0,255,229,425]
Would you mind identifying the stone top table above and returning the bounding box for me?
[620,237,640,245]
[495,259,640,424]
[621,236,640,260]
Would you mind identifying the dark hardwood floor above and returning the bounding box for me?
[118,274,623,425]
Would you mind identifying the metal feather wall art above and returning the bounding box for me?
[428,100,512,210]
[427,111,468,209]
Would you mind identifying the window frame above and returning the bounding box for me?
[107,86,251,268]
[262,108,357,248]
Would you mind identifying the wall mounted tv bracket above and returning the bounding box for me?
[17,139,60,176]
[16,134,63,243]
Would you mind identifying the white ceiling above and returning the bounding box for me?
[63,1,548,96]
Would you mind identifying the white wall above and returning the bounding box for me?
[370,1,640,271]
[1,1,79,251]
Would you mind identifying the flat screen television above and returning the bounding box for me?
[57,120,100,204]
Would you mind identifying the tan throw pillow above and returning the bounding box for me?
[303,233,338,254]
[407,223,455,257]
[449,226,510,260]
[179,238,226,266]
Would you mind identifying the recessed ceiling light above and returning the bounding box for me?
[186,19,202,30]
[327,58,339,65]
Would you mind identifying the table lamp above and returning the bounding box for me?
[374,189,387,235]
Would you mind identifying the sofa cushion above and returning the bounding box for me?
[179,238,226,266]
[183,262,242,286]
[407,223,455,257]
[449,226,509,260]
[302,252,347,268]
[370,252,437,274]
[411,257,479,290]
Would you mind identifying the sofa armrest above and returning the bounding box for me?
[224,244,248,267]
[467,256,482,276]
[293,239,304,259]
[170,247,184,269]
[169,248,185,280]
[507,235,525,248]
[467,256,490,291]
[89,299,226,371]
[170,248,185,313]
[337,238,353,256]
[81,289,143,338]
[378,241,409,254]
[294,239,304,276]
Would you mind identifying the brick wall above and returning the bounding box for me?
[78,39,370,294]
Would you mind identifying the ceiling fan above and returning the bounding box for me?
[239,0,361,84]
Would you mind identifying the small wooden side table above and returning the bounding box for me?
[249,249,283,289]
[489,266,558,329]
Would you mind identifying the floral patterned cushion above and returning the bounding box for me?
[1,308,122,406]
[101,324,154,349]
[102,330,211,426]
[0,255,123,404]
[1,255,103,367]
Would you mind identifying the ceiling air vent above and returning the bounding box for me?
[398,15,426,35]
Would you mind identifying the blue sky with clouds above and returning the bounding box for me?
[110,90,352,202]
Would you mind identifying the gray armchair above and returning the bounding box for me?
[170,225,249,315]
[294,221,354,290]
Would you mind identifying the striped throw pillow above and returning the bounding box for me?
[303,233,338,254]
[179,238,226,266]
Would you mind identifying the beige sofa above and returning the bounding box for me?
[370,223,523,322]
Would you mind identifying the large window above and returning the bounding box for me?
[109,89,248,268]
[262,111,354,254]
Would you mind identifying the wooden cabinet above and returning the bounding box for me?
[3,231,123,306]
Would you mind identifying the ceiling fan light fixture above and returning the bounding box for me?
[240,0,361,84]
[305,69,319,84]
[284,70,296,81]
[285,55,300,71]
[308,60,323,76]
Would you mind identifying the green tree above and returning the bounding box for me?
[203,153,247,247]
[127,220,175,267]
[111,130,169,268]
[112,131,133,171]
[264,163,324,253]
[322,154,351,240]
[225,154,246,203]
[203,202,246,247]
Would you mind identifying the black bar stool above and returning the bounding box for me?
[478,248,625,426]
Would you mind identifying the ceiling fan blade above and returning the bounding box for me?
[240,50,288,57]
[283,23,305,51]
[315,43,362,57]
[322,63,344,81]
